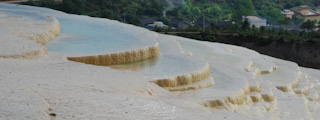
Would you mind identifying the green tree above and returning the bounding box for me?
[294,0,304,6]
[293,16,304,24]
[318,21,320,32]
[258,9,285,25]
[20,0,319,32]
[282,17,292,26]
[260,26,266,35]
[301,20,316,37]
[285,3,294,9]
[231,0,256,19]
[242,18,250,29]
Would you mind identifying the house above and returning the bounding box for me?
[170,19,193,29]
[146,21,168,29]
[139,18,156,27]
[194,20,234,29]
[139,18,169,30]
[291,5,320,22]
[242,15,267,28]
[196,19,211,29]
[170,19,183,28]
[281,9,295,19]
[212,21,234,28]
[178,21,192,29]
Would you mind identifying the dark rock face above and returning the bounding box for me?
[216,35,320,69]
[245,42,320,69]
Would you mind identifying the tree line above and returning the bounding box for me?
[21,0,320,44]
[22,0,319,25]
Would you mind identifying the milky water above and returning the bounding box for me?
[0,3,207,80]
[0,3,156,57]
[168,38,252,99]
[46,17,155,56]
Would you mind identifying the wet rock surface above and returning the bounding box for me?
[1,3,320,120]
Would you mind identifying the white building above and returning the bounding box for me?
[242,15,267,28]
[147,21,168,29]
[291,5,320,22]
[281,9,295,19]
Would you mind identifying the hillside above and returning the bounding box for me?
[21,0,320,25]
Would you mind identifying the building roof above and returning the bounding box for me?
[242,15,266,22]
[196,19,211,28]
[169,19,193,29]
[178,22,191,29]
[292,9,320,16]
[298,5,311,10]
[291,5,320,17]
[139,18,156,26]
[179,20,193,28]
[212,21,233,26]
[170,19,183,26]
[247,16,265,20]
[147,21,168,28]
[281,9,294,15]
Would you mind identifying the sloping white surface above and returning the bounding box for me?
[1,3,320,120]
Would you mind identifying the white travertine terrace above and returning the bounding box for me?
[152,63,210,88]
[67,43,160,66]
[0,9,60,58]
[1,3,320,120]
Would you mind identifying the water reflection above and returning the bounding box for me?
[109,56,159,71]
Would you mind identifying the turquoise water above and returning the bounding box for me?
[46,16,155,56]
[0,3,207,80]
[0,3,155,56]
[49,15,156,56]
[127,54,206,80]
